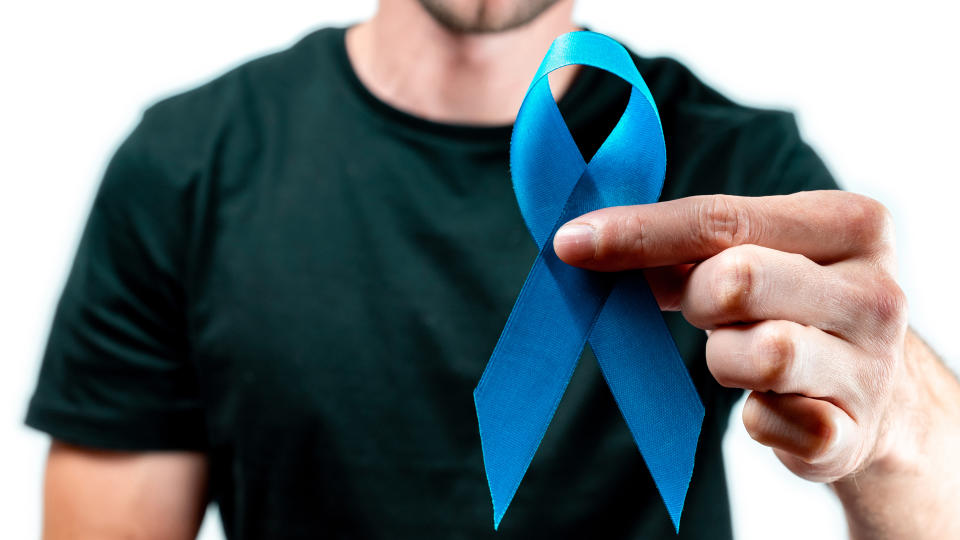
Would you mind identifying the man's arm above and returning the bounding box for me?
[552,191,960,539]
[43,441,208,540]
[832,331,960,539]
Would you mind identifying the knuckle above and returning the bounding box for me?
[741,395,840,465]
[752,323,796,390]
[857,277,906,390]
[697,195,752,250]
[593,209,645,264]
[621,211,649,261]
[740,396,765,440]
[799,413,842,464]
[712,247,756,316]
[590,216,612,256]
[844,193,894,247]
[867,274,908,331]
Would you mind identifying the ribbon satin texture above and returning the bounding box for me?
[473,31,704,532]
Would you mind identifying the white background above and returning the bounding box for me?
[1,1,957,538]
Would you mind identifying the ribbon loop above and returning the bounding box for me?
[474,31,704,532]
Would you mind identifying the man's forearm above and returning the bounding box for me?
[831,330,960,539]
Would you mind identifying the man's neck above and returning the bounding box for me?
[345,0,578,126]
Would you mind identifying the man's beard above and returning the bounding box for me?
[416,0,565,33]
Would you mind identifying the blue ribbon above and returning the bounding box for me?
[473,31,704,532]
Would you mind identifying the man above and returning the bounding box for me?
[26,0,959,538]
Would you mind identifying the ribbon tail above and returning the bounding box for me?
[588,273,704,532]
[474,243,612,529]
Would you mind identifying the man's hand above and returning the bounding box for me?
[553,191,960,539]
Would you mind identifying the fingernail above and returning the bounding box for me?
[553,224,597,262]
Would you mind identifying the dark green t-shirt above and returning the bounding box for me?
[27,27,838,539]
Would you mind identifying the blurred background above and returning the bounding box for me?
[1,1,957,538]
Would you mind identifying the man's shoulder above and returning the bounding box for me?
[103,27,345,199]
[137,27,342,146]
[636,53,793,132]
[628,52,836,196]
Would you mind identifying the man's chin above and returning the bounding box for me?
[416,0,564,34]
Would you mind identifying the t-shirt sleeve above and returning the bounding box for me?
[25,112,206,451]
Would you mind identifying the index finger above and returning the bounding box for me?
[552,191,892,271]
